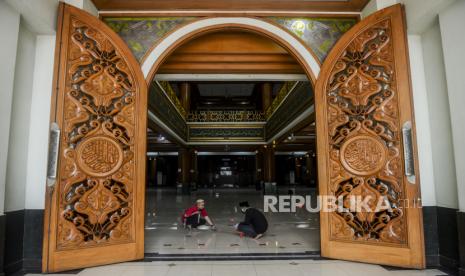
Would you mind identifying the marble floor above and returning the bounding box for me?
[27,259,449,276]
[144,187,320,254]
[28,187,451,276]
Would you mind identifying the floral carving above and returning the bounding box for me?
[57,17,136,249]
[325,19,406,244]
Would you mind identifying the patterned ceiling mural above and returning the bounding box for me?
[267,17,357,62]
[103,16,357,63]
[103,17,196,61]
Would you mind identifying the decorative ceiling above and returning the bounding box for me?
[196,83,255,97]
[168,82,283,111]
[148,80,313,145]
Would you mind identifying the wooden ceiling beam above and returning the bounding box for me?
[92,0,370,12]
[158,31,304,74]
[158,63,304,74]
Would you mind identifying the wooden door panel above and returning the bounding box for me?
[315,4,425,268]
[42,3,147,272]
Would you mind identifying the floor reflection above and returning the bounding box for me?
[144,187,320,254]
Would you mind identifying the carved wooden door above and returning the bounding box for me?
[315,4,425,268]
[42,4,147,272]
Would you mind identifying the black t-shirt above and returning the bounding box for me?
[243,208,268,234]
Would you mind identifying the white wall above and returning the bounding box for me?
[5,21,37,212]
[421,22,458,209]
[25,36,55,210]
[64,0,98,16]
[407,35,437,206]
[0,0,95,212]
[0,1,21,215]
[5,0,59,35]
[400,0,456,34]
[439,0,465,212]
[362,0,399,18]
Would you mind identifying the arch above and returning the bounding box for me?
[141,17,321,84]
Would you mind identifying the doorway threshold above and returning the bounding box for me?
[144,251,322,261]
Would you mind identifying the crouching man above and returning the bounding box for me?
[236,201,268,239]
[182,199,216,230]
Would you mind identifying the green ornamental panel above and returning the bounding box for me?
[103,17,196,62]
[189,127,264,139]
[103,16,357,63]
[267,17,357,62]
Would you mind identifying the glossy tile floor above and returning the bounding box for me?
[28,260,449,276]
[144,187,320,254]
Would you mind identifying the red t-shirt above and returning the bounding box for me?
[182,205,208,221]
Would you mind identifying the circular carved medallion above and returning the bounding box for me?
[340,135,387,176]
[76,136,124,177]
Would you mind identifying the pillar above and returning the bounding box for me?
[255,150,263,190]
[189,149,198,190]
[305,154,313,186]
[0,1,20,217]
[180,82,191,113]
[439,2,465,273]
[262,82,272,112]
[177,148,198,194]
[262,146,276,194]
[149,157,157,186]
[0,4,20,275]
[178,148,190,194]
[207,158,214,188]
[295,156,302,185]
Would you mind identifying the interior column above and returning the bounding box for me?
[255,149,263,190]
[439,3,465,272]
[295,156,302,185]
[180,82,191,113]
[263,146,276,194]
[305,153,313,186]
[148,157,157,186]
[262,82,272,112]
[178,148,191,194]
[189,149,198,191]
[0,2,20,217]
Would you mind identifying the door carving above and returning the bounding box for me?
[316,4,425,268]
[43,3,146,272]
[327,17,405,243]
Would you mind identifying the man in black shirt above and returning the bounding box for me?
[236,201,268,239]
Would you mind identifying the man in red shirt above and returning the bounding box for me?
[182,199,216,229]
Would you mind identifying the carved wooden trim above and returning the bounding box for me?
[91,0,370,12]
